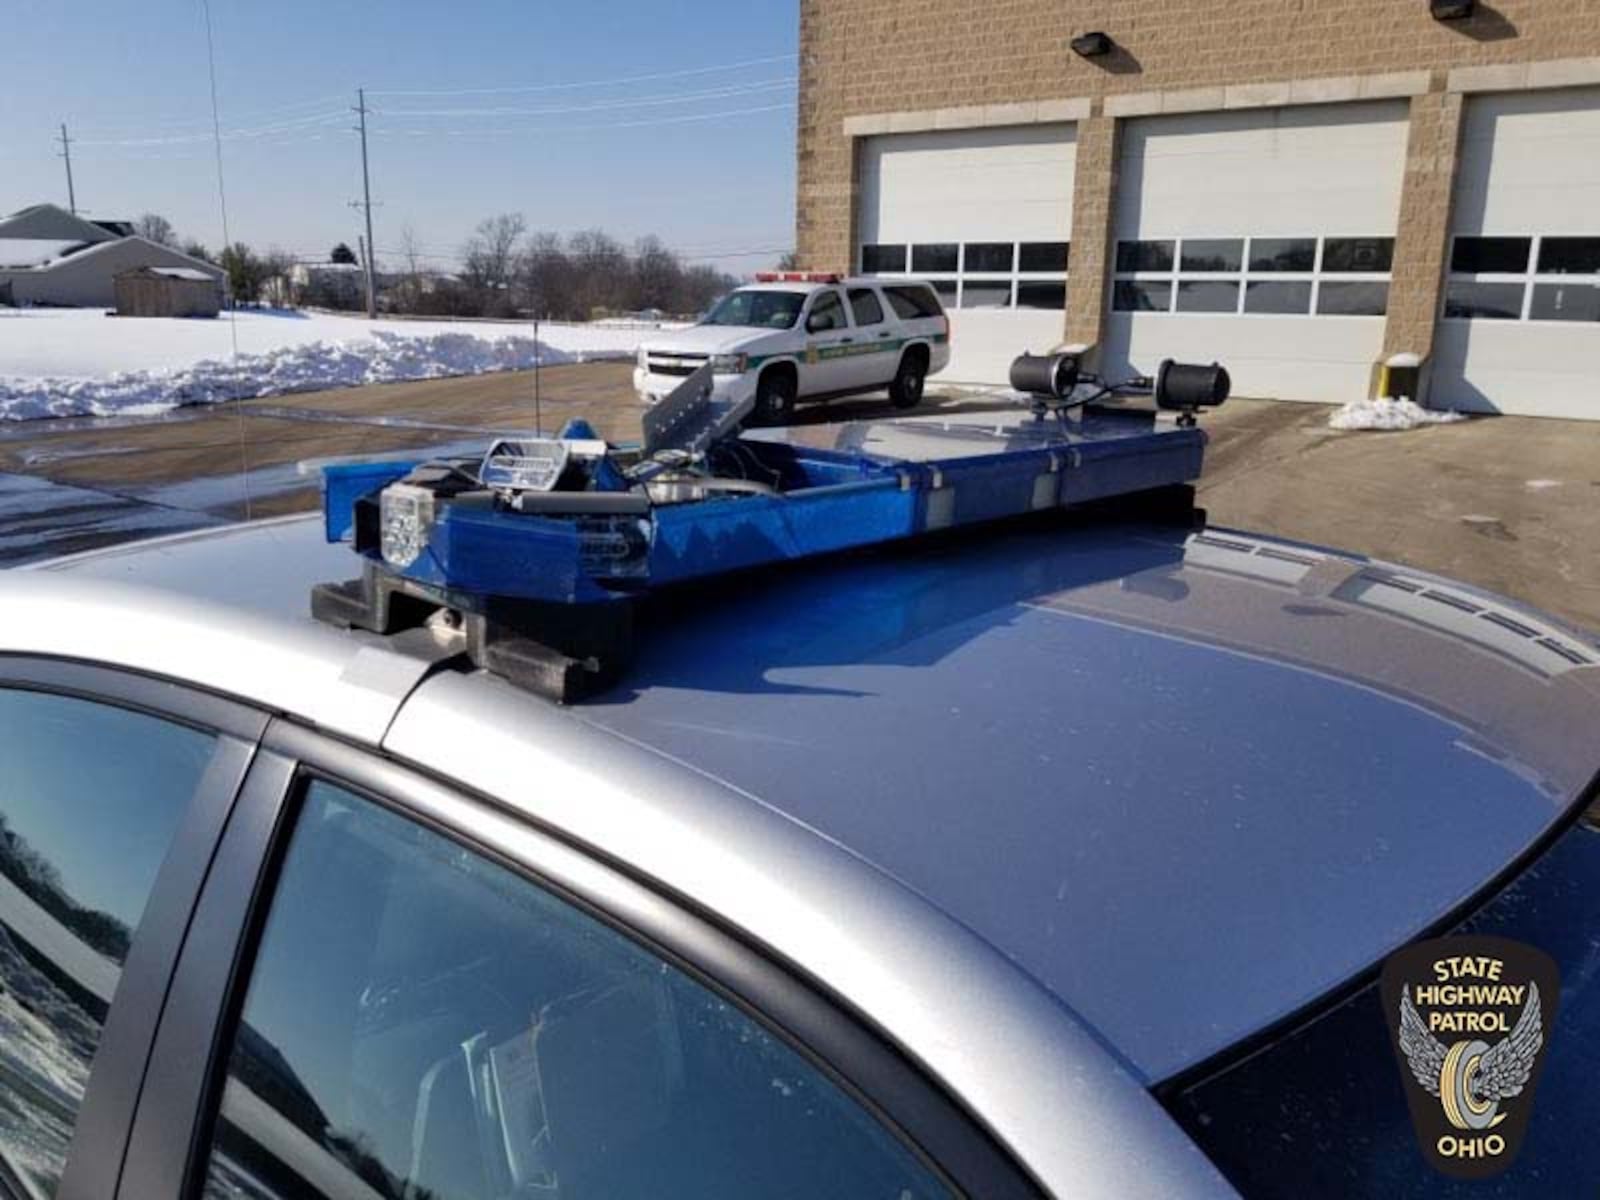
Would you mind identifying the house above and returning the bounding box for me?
[0,203,225,309]
[290,261,366,309]
[796,1,1600,419]
[113,266,223,318]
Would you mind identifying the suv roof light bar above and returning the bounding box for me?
[754,271,843,283]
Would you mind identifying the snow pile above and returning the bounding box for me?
[0,327,630,421]
[1327,397,1467,432]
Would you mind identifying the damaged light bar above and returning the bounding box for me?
[313,355,1228,701]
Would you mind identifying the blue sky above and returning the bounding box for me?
[3,1,798,275]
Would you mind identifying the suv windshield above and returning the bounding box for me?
[702,289,806,329]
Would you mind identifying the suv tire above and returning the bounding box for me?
[749,369,798,426]
[889,351,927,410]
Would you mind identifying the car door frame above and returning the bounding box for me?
[116,715,1043,1200]
[799,286,861,395]
[845,284,901,389]
[0,656,266,1200]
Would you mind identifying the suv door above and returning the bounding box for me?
[0,660,262,1200]
[799,288,859,395]
[847,286,900,388]
[118,721,1036,1199]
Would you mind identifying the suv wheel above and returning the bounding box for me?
[749,370,798,426]
[889,351,927,409]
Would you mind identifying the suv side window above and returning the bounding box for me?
[0,689,215,1197]
[884,284,944,321]
[806,289,847,333]
[199,781,950,1199]
[849,287,886,327]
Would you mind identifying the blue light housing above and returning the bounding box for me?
[312,357,1224,700]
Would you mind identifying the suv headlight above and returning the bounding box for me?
[636,346,648,368]
[710,353,748,375]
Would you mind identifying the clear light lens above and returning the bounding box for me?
[636,346,649,368]
[710,353,748,374]
[379,483,435,568]
[480,438,569,492]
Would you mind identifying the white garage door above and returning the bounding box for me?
[1432,88,1600,419]
[1102,101,1409,403]
[857,124,1075,383]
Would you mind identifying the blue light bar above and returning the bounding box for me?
[319,407,1205,608]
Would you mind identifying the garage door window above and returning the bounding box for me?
[860,244,907,274]
[910,244,958,273]
[1445,235,1600,323]
[1320,237,1394,273]
[1114,235,1391,317]
[0,690,216,1197]
[199,781,951,1199]
[860,240,1069,311]
[1316,281,1390,317]
[1248,239,1317,273]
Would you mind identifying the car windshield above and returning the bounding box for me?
[702,289,805,329]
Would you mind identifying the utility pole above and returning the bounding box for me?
[351,88,378,319]
[56,124,77,214]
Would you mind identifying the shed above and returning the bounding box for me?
[113,266,222,318]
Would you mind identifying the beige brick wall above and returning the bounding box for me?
[799,2,1600,398]
[1064,112,1118,353]
[1385,90,1466,361]
[798,0,1600,270]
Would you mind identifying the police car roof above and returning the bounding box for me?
[20,512,1600,1085]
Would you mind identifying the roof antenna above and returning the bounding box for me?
[201,0,252,521]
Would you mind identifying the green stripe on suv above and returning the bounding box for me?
[746,332,944,371]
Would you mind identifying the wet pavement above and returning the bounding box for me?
[0,472,222,567]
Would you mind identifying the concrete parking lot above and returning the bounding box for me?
[1,364,1596,633]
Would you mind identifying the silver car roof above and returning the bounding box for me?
[15,513,1600,1191]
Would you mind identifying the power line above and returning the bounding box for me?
[74,92,349,137]
[371,100,796,140]
[367,52,797,98]
[75,107,349,149]
[378,77,795,119]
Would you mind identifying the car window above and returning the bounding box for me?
[806,289,847,333]
[849,287,886,327]
[882,284,944,321]
[701,289,805,329]
[0,689,215,1198]
[198,780,951,1200]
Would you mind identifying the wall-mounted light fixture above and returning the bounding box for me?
[1429,0,1476,20]
[1071,31,1114,58]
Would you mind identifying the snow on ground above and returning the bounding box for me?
[0,308,652,421]
[1327,396,1468,432]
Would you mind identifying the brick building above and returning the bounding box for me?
[795,1,1600,418]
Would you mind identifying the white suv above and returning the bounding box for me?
[634,273,951,424]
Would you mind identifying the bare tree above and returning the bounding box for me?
[462,213,527,316]
[393,223,427,314]
[630,235,679,313]
[519,231,574,318]
[133,213,177,246]
[566,228,628,319]
[259,247,297,308]
[219,243,269,306]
